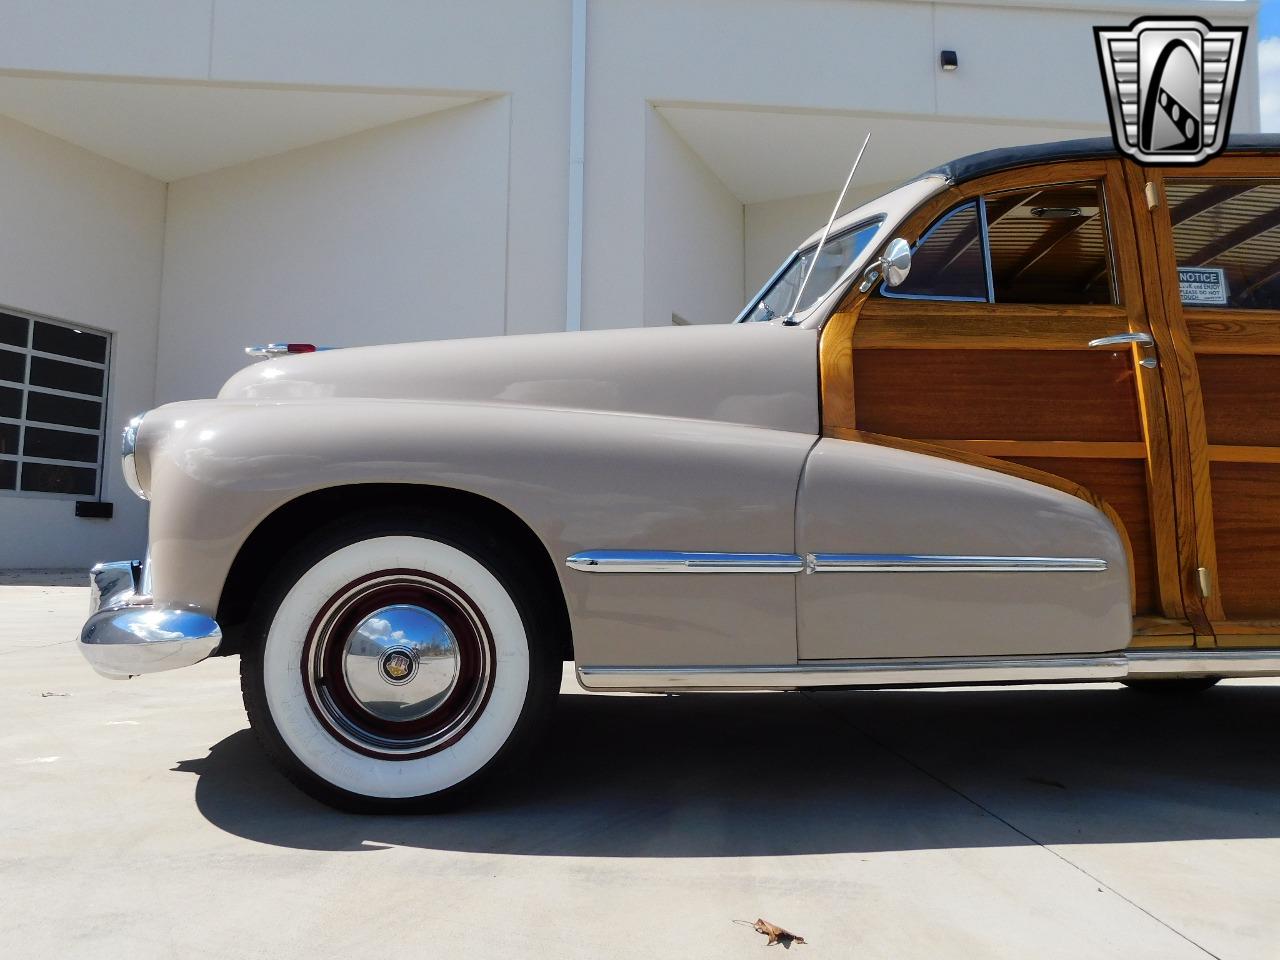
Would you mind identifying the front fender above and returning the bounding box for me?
[145,399,817,667]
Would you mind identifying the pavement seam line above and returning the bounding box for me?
[800,691,1223,960]
[0,639,74,657]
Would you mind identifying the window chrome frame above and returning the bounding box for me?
[879,200,989,303]
[734,216,886,323]
[733,253,798,324]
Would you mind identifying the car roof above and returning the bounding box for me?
[923,134,1280,186]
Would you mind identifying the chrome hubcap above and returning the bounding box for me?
[302,571,495,759]
[341,605,461,722]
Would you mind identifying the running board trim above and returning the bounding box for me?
[577,650,1280,691]
[579,655,1126,690]
[1125,649,1280,678]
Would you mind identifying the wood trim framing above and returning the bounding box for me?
[1207,445,1280,464]
[853,302,1125,351]
[920,440,1147,460]
[1185,309,1280,354]
[1207,619,1280,647]
[1122,164,1221,634]
[1103,159,1185,622]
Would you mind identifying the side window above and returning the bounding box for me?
[744,219,882,321]
[883,202,986,300]
[986,184,1112,304]
[1164,179,1280,309]
[884,182,1114,305]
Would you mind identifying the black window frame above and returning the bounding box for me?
[0,307,111,501]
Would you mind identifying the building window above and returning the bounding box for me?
[0,309,110,499]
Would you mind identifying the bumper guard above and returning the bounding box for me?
[78,561,222,679]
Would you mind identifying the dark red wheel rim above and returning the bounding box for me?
[299,569,495,760]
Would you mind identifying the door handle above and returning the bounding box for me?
[1087,332,1155,349]
[1088,332,1158,367]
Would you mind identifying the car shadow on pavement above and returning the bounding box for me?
[174,683,1280,856]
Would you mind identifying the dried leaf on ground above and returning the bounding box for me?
[752,918,806,947]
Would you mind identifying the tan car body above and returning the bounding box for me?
[126,316,1128,680]
[87,139,1280,691]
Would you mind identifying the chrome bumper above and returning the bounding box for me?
[78,560,222,679]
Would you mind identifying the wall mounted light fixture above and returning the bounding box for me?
[940,50,959,71]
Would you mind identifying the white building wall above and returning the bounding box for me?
[0,0,1262,567]
[643,109,744,327]
[157,99,512,403]
[0,114,165,567]
[205,0,572,339]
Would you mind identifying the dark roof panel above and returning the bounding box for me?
[922,135,1280,186]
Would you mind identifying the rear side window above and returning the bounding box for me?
[1164,179,1280,309]
[884,182,1114,305]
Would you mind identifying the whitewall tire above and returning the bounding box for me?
[241,514,559,812]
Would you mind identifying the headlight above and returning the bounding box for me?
[121,413,148,501]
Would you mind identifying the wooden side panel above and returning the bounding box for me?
[1007,457,1156,614]
[1197,355,1280,446]
[1210,462,1280,619]
[853,349,1143,442]
[1145,158,1280,632]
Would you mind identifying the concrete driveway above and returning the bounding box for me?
[2,573,1278,959]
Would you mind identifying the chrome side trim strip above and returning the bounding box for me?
[1126,650,1280,678]
[565,550,804,574]
[579,649,1280,691]
[809,554,1108,573]
[566,550,1108,574]
[578,655,1128,690]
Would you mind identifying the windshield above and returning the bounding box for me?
[740,219,882,322]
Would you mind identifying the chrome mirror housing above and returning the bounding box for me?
[858,237,912,293]
[881,237,912,287]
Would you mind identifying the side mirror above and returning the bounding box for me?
[858,237,912,292]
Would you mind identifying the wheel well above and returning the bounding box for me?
[214,484,573,661]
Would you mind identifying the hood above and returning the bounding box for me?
[218,323,819,435]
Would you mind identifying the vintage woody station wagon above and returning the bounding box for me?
[79,136,1280,810]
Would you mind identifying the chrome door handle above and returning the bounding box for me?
[1087,332,1155,349]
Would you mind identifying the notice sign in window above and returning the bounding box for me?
[1178,267,1228,305]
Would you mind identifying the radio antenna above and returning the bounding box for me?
[786,131,871,321]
